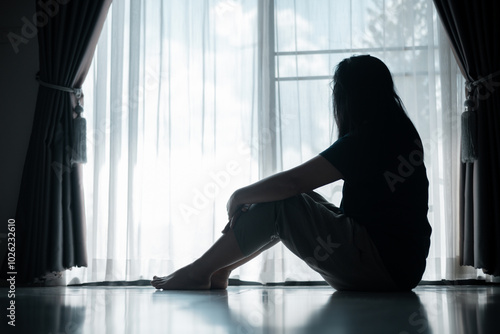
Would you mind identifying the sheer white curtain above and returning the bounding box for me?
[67,0,477,284]
[70,0,263,283]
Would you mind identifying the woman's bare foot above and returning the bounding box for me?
[210,269,232,290]
[151,264,211,290]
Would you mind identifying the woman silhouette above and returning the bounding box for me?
[152,55,431,291]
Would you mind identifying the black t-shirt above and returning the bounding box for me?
[320,113,432,290]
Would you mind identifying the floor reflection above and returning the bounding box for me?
[1,285,499,333]
[152,287,431,333]
[417,285,500,334]
[0,287,86,334]
[298,291,430,334]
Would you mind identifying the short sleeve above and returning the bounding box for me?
[319,133,371,183]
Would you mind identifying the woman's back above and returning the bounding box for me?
[321,112,431,290]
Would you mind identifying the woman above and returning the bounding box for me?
[151,55,431,291]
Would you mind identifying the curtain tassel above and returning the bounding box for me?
[461,98,478,163]
[36,76,88,164]
[72,102,87,164]
[461,70,500,163]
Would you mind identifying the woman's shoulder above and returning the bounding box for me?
[324,112,422,157]
[366,112,421,143]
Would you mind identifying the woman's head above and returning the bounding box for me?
[332,55,406,137]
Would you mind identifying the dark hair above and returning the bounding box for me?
[332,55,407,138]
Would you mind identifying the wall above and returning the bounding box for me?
[0,0,39,263]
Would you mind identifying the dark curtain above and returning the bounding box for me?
[433,0,500,275]
[2,0,112,283]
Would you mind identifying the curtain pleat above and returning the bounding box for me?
[433,0,500,276]
[2,0,112,283]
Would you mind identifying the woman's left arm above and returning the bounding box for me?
[226,155,343,224]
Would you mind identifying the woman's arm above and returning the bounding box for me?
[226,155,342,223]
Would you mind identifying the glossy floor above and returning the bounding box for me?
[1,284,499,333]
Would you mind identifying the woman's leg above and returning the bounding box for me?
[151,229,246,290]
[152,202,280,290]
[275,192,398,291]
[210,238,279,289]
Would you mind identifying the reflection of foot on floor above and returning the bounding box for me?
[210,269,231,290]
[151,264,211,290]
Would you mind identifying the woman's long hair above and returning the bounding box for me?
[332,55,407,138]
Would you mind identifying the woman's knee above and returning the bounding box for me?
[232,201,280,256]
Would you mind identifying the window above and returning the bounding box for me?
[68,0,472,284]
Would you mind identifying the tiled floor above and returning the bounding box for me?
[1,284,499,333]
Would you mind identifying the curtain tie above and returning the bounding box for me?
[37,76,83,97]
[36,76,87,165]
[465,69,500,94]
[461,69,500,163]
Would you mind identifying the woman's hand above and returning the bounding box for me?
[221,155,343,234]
